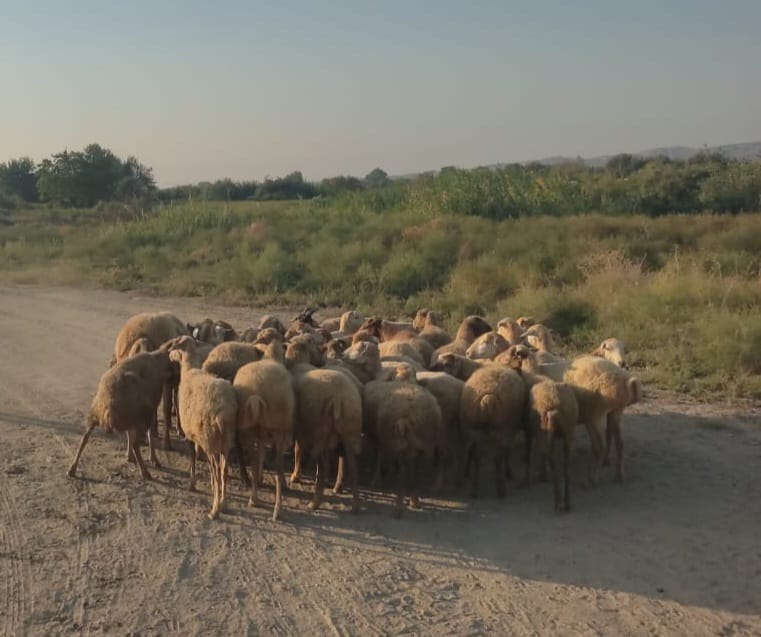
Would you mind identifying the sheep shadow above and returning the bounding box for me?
[209,408,761,617]
[4,406,761,616]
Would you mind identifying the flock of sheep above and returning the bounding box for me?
[66,307,641,521]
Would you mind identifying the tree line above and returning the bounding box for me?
[2,143,760,216]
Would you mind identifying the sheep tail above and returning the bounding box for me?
[541,409,559,433]
[627,377,642,405]
[478,393,500,429]
[323,398,341,427]
[394,417,412,440]
[241,395,266,430]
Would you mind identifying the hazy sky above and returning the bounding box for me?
[2,0,759,186]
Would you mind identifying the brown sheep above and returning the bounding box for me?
[430,352,488,381]
[68,341,177,480]
[287,353,362,513]
[234,342,294,521]
[433,315,492,357]
[460,365,527,498]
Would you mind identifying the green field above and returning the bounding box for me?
[2,198,761,400]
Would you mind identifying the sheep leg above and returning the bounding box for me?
[494,453,507,499]
[370,449,383,489]
[173,386,183,437]
[128,428,152,480]
[219,453,228,514]
[147,417,161,468]
[208,455,220,520]
[584,418,605,486]
[469,448,480,499]
[332,454,345,495]
[272,446,286,522]
[563,437,572,512]
[235,431,252,489]
[288,441,303,487]
[408,456,421,510]
[125,432,134,463]
[188,443,198,491]
[248,443,263,508]
[394,457,407,518]
[308,453,327,511]
[548,442,562,513]
[608,410,625,482]
[67,422,97,478]
[344,449,359,514]
[161,382,173,451]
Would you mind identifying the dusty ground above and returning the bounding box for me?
[0,284,760,636]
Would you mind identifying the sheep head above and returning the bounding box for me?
[455,315,492,343]
[521,324,555,353]
[412,308,430,331]
[591,338,629,369]
[358,317,383,338]
[497,317,523,345]
[516,316,536,330]
[339,310,365,334]
[257,314,286,335]
[497,344,531,372]
[466,331,509,360]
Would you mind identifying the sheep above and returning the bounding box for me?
[328,340,382,385]
[516,316,536,330]
[286,344,362,513]
[430,352,488,381]
[233,342,294,521]
[257,314,286,335]
[111,311,188,448]
[373,382,443,516]
[169,337,238,520]
[202,342,263,382]
[416,371,465,490]
[112,311,188,365]
[501,345,641,484]
[591,337,629,369]
[322,309,365,334]
[361,318,435,367]
[351,329,380,345]
[433,315,492,357]
[190,318,239,344]
[339,310,365,334]
[379,341,426,369]
[524,379,579,513]
[417,311,453,349]
[412,308,431,331]
[496,318,523,345]
[67,341,177,480]
[465,331,509,360]
[521,324,557,353]
[240,327,259,342]
[459,365,527,498]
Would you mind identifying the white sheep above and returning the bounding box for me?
[169,337,238,520]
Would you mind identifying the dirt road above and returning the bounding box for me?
[0,284,759,636]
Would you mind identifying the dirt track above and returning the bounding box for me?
[0,284,760,636]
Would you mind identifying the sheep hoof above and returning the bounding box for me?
[332,486,343,495]
[247,497,257,508]
[208,511,219,521]
[307,499,321,511]
[409,497,422,510]
[66,467,77,478]
[140,471,152,481]
[151,457,162,469]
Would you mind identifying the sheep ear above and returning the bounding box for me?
[590,347,604,358]
[169,349,182,363]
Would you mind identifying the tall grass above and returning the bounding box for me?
[2,200,761,398]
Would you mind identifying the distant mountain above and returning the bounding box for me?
[531,141,761,168]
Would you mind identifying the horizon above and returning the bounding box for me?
[2,1,760,187]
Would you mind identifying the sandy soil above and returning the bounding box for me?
[0,284,760,636]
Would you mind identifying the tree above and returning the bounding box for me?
[605,153,647,178]
[364,167,390,188]
[36,144,155,206]
[319,175,365,196]
[0,157,38,201]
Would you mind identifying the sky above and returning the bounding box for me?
[2,0,760,186]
